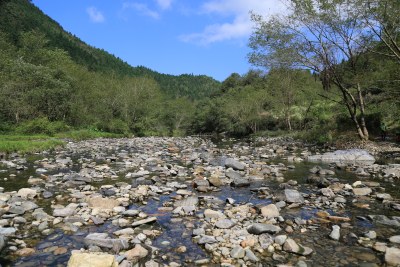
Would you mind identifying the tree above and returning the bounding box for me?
[249,0,373,140]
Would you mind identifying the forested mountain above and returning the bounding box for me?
[0,0,220,99]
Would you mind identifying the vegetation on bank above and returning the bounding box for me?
[0,0,399,150]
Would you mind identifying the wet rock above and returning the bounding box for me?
[283,189,304,203]
[230,176,250,187]
[53,204,77,217]
[385,247,400,266]
[368,215,400,227]
[208,175,223,187]
[247,223,281,235]
[0,235,5,251]
[225,158,246,171]
[132,217,157,227]
[84,233,129,250]
[329,225,340,241]
[283,238,313,256]
[67,252,118,267]
[15,248,35,257]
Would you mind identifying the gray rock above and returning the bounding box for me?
[0,227,16,236]
[215,219,235,229]
[0,235,5,251]
[131,217,157,227]
[261,204,280,219]
[53,207,76,217]
[283,238,313,256]
[245,248,259,262]
[225,170,243,180]
[329,225,340,240]
[204,209,225,219]
[8,205,25,215]
[225,158,246,171]
[274,235,287,245]
[247,223,281,235]
[308,149,375,164]
[284,189,304,203]
[192,228,205,236]
[259,234,274,249]
[230,176,250,187]
[353,187,372,196]
[230,246,245,259]
[198,235,217,244]
[84,233,129,250]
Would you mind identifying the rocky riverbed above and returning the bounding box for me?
[0,137,399,267]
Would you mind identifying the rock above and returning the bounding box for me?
[53,206,76,217]
[329,225,340,241]
[15,247,35,257]
[245,248,259,262]
[84,233,129,250]
[364,231,377,239]
[261,204,280,219]
[385,247,400,266]
[0,227,16,236]
[259,234,274,249]
[204,209,225,219]
[230,176,250,187]
[124,244,148,262]
[208,175,223,187]
[247,223,281,235]
[225,158,246,171]
[198,235,217,244]
[54,247,68,255]
[230,246,245,259]
[389,235,400,244]
[114,228,135,236]
[67,253,118,267]
[376,193,392,201]
[283,238,313,256]
[132,217,157,227]
[87,197,120,210]
[215,219,235,229]
[283,189,304,203]
[353,187,372,196]
[274,235,287,245]
[307,149,375,164]
[0,235,5,251]
[17,188,37,199]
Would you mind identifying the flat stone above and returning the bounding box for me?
[247,223,281,235]
[84,233,129,250]
[215,219,235,229]
[245,248,259,262]
[198,235,217,244]
[261,204,280,219]
[0,227,16,236]
[132,217,157,227]
[15,248,35,257]
[87,197,120,210]
[67,253,118,267]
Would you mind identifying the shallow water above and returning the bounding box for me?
[0,139,399,266]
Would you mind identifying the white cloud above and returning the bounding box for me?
[181,0,287,45]
[156,0,173,10]
[87,6,105,23]
[123,2,160,19]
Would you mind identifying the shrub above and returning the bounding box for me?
[16,118,70,136]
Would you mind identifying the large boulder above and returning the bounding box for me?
[67,253,118,267]
[225,158,246,171]
[308,149,375,164]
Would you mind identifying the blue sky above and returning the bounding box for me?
[32,0,286,81]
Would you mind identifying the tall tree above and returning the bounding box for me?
[249,0,373,140]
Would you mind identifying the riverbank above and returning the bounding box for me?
[0,137,399,266]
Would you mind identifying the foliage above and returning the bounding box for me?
[0,136,64,153]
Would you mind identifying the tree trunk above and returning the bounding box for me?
[357,83,369,140]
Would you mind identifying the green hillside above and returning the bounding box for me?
[0,0,220,99]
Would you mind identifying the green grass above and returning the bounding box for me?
[0,138,65,153]
[0,130,129,153]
